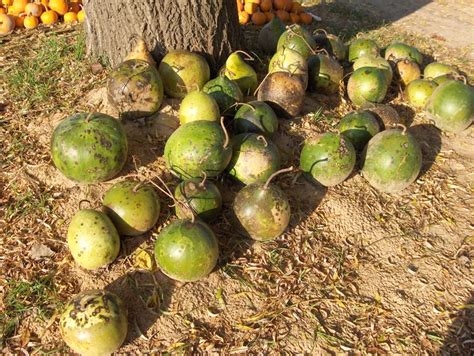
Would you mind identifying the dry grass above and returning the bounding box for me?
[1,6,473,355]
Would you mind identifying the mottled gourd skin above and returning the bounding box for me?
[174,179,222,222]
[353,55,393,84]
[50,113,128,183]
[347,67,388,106]
[258,16,286,55]
[348,39,379,62]
[202,76,243,114]
[300,133,356,187]
[384,42,423,65]
[227,133,281,185]
[158,50,211,99]
[233,101,279,136]
[107,59,164,119]
[178,91,220,125]
[362,129,422,193]
[277,25,317,59]
[396,60,421,86]
[164,120,232,179]
[315,33,348,61]
[60,290,128,356]
[425,80,474,133]
[307,54,344,94]
[67,210,120,270]
[233,183,290,241]
[423,62,457,80]
[103,181,161,236]
[257,71,306,118]
[337,111,381,150]
[404,79,438,109]
[154,219,219,282]
[269,47,308,90]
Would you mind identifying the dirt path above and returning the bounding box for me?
[342,0,474,57]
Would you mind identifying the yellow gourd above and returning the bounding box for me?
[24,14,39,29]
[77,8,85,23]
[63,10,77,23]
[9,0,28,15]
[40,9,58,24]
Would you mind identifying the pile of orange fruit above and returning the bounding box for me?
[0,0,85,34]
[237,0,313,26]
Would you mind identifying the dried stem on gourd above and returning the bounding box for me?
[263,166,294,190]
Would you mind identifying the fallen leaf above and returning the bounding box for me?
[29,243,54,260]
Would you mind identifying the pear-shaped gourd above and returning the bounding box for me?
[178,91,220,125]
[125,38,155,64]
[223,51,258,95]
[395,59,421,86]
[258,16,286,54]
[269,47,308,89]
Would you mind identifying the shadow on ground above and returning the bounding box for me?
[105,270,174,345]
[440,293,474,355]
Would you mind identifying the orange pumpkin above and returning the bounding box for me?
[300,12,312,24]
[48,0,68,15]
[274,0,291,11]
[14,13,24,27]
[238,10,249,24]
[275,9,289,22]
[290,2,303,14]
[264,11,274,21]
[24,15,39,29]
[69,2,80,12]
[0,7,6,14]
[9,0,28,15]
[251,11,266,25]
[289,12,300,23]
[260,0,272,12]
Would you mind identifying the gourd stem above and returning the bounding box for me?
[253,71,271,97]
[313,28,328,36]
[236,102,256,112]
[286,25,317,55]
[257,135,268,147]
[234,50,254,61]
[132,181,142,193]
[199,171,207,188]
[79,199,92,210]
[395,123,407,135]
[85,112,94,123]
[264,167,294,190]
[220,117,230,149]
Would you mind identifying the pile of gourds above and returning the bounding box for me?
[0,0,85,34]
[237,0,313,26]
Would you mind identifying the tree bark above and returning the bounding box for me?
[83,0,243,69]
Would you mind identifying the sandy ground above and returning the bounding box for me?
[337,0,474,57]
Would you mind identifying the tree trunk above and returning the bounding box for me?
[83,0,243,69]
